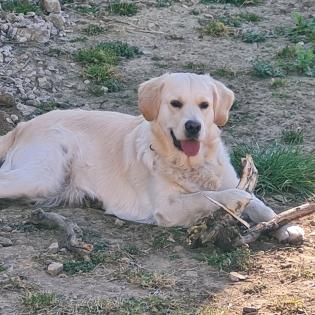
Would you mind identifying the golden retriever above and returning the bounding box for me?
[0,73,303,242]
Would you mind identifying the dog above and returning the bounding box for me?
[0,73,304,243]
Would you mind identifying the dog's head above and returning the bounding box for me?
[138,73,234,157]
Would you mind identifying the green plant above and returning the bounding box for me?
[231,143,315,198]
[82,24,105,36]
[85,64,123,91]
[97,41,141,58]
[74,48,118,65]
[23,292,58,311]
[88,84,105,96]
[200,21,230,37]
[0,264,7,272]
[197,247,252,271]
[251,58,285,78]
[280,128,304,145]
[74,5,99,14]
[183,62,208,73]
[239,12,262,22]
[270,78,287,89]
[277,44,314,76]
[213,67,236,77]
[242,30,266,43]
[108,2,138,16]
[2,0,39,14]
[288,12,315,43]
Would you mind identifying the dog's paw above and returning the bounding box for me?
[214,189,252,213]
[274,224,305,244]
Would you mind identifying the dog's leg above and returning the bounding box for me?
[154,188,252,227]
[0,142,70,202]
[220,161,305,243]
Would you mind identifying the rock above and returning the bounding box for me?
[38,77,52,90]
[48,242,59,254]
[10,114,19,123]
[114,218,125,227]
[16,103,36,116]
[47,13,65,31]
[41,0,61,13]
[0,237,13,247]
[310,220,315,226]
[243,306,259,314]
[185,270,198,277]
[47,262,63,276]
[229,272,248,282]
[16,27,51,43]
[0,91,15,107]
[0,53,3,63]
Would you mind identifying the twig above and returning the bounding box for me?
[235,203,315,246]
[29,209,93,257]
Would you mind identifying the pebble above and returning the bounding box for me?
[229,272,248,282]
[48,242,59,254]
[0,236,13,247]
[42,0,62,14]
[243,306,259,314]
[114,218,125,227]
[47,262,63,276]
[0,91,15,107]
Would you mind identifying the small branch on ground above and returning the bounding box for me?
[28,209,93,257]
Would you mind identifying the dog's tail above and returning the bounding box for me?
[0,129,16,161]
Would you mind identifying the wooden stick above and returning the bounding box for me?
[235,203,315,246]
[29,209,93,256]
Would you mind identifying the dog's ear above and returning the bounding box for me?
[211,78,235,127]
[138,75,166,121]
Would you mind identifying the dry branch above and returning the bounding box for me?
[186,155,315,249]
[29,209,93,257]
[234,203,315,246]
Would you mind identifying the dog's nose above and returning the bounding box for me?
[185,120,201,138]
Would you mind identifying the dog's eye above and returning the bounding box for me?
[170,100,183,109]
[199,102,209,109]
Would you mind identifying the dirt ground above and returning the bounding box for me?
[0,0,314,314]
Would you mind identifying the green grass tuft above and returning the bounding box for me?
[97,41,141,59]
[2,0,39,14]
[288,12,315,44]
[231,143,315,198]
[280,128,304,145]
[23,292,57,312]
[197,247,252,271]
[200,21,230,37]
[238,12,262,22]
[156,0,173,7]
[0,264,7,272]
[74,5,99,14]
[242,30,266,43]
[82,24,105,36]
[277,44,315,77]
[108,2,138,16]
[74,48,118,65]
[251,58,285,78]
[269,78,287,89]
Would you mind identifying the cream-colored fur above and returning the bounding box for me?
[0,73,304,242]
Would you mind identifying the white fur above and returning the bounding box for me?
[0,73,304,243]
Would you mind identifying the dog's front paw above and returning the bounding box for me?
[274,224,305,244]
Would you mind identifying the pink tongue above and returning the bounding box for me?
[180,140,200,157]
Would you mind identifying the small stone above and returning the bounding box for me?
[114,218,125,227]
[6,117,14,125]
[83,80,90,85]
[185,270,198,277]
[48,242,59,254]
[229,272,248,282]
[16,103,36,116]
[10,114,19,123]
[0,53,3,63]
[41,0,61,13]
[243,306,259,314]
[0,236,13,247]
[310,220,315,226]
[101,86,109,93]
[37,77,52,89]
[47,262,63,276]
[0,91,15,107]
[47,13,65,31]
